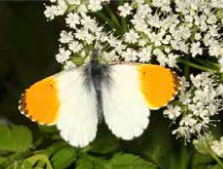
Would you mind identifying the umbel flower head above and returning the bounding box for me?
[44,0,223,70]
[164,73,223,142]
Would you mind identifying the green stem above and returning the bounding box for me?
[105,5,122,33]
[95,12,116,30]
[119,0,128,33]
[208,150,223,168]
[203,136,223,168]
[178,58,218,73]
[184,55,190,81]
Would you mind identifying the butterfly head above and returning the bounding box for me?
[91,48,99,61]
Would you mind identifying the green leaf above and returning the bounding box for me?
[0,124,33,153]
[76,158,93,169]
[45,142,67,157]
[5,161,23,169]
[0,156,6,165]
[51,145,77,169]
[111,153,157,169]
[23,154,53,169]
[90,126,120,154]
[207,165,222,169]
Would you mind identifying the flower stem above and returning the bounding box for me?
[208,149,223,168]
[177,58,218,73]
[184,55,190,81]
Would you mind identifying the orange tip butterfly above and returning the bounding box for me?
[18,49,181,148]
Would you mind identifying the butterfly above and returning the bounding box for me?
[18,49,181,148]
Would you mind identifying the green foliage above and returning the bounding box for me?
[0,124,33,153]
[51,145,77,169]
[76,158,94,169]
[111,153,157,169]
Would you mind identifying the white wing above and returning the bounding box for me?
[56,69,98,147]
[101,65,150,140]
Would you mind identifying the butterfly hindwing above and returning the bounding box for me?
[101,64,180,140]
[19,69,98,147]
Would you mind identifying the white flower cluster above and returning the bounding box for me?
[44,0,223,69]
[45,0,116,69]
[119,0,223,67]
[211,137,223,157]
[164,73,223,141]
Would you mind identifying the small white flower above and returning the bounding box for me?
[118,3,132,17]
[125,30,139,44]
[59,31,73,44]
[57,0,67,15]
[78,4,88,15]
[190,42,202,57]
[211,137,223,157]
[164,105,181,120]
[180,114,197,127]
[154,48,168,66]
[135,0,145,4]
[207,15,217,24]
[66,13,80,29]
[44,5,58,20]
[194,33,201,40]
[75,29,88,40]
[172,126,192,141]
[67,0,81,5]
[131,15,147,32]
[209,44,222,56]
[69,41,83,53]
[167,53,179,68]
[88,0,103,12]
[138,46,152,62]
[64,61,76,70]
[56,48,71,63]
[122,48,137,61]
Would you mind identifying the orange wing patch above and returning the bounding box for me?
[138,64,180,110]
[19,76,60,125]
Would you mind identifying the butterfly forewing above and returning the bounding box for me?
[19,69,98,148]
[101,64,180,140]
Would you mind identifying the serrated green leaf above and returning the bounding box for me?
[111,153,157,169]
[51,145,77,169]
[0,124,33,153]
